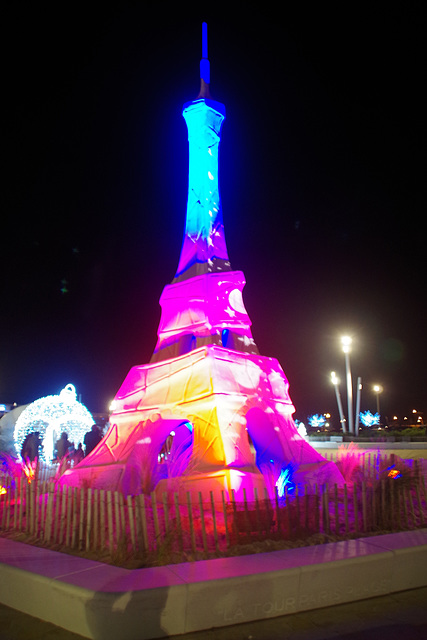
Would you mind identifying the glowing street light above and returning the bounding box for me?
[372,384,383,421]
[341,336,354,435]
[331,371,346,433]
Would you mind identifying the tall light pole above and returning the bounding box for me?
[354,377,362,437]
[373,384,382,424]
[331,371,346,433]
[341,336,354,435]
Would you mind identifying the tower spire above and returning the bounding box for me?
[174,22,230,282]
[198,22,211,98]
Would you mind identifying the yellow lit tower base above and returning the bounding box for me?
[60,25,343,500]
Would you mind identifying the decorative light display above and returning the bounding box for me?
[59,24,344,498]
[387,466,402,479]
[295,419,308,440]
[22,458,36,483]
[14,384,94,463]
[359,410,380,427]
[275,463,296,498]
[307,414,327,429]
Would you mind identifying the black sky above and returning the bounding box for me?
[2,6,425,424]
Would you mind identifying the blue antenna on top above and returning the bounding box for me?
[198,22,211,97]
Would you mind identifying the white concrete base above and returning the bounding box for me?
[0,530,426,639]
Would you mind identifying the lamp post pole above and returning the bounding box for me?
[373,385,382,425]
[341,337,354,436]
[354,377,362,437]
[331,371,346,433]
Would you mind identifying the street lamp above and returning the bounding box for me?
[331,371,346,433]
[372,384,382,422]
[341,336,354,435]
[354,377,362,437]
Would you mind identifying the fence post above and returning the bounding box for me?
[25,481,30,533]
[304,488,309,533]
[138,494,149,552]
[186,492,196,555]
[198,492,208,553]
[65,485,72,547]
[295,486,301,537]
[86,488,92,551]
[402,486,409,529]
[29,481,36,535]
[353,483,359,535]
[362,482,367,532]
[285,486,292,536]
[99,489,106,551]
[78,488,85,550]
[53,485,61,543]
[1,476,7,529]
[371,481,377,530]
[323,484,330,535]
[93,489,99,551]
[127,495,136,553]
[119,493,126,546]
[415,481,425,527]
[114,491,121,547]
[274,486,281,534]
[4,477,11,531]
[107,490,114,554]
[242,488,251,541]
[35,480,42,538]
[173,492,183,554]
[406,485,416,529]
[343,483,349,535]
[45,483,54,543]
[58,485,66,545]
[210,491,219,553]
[162,492,169,536]
[254,488,261,535]
[13,483,19,530]
[221,490,230,547]
[39,481,46,536]
[334,484,339,535]
[314,484,320,535]
[151,492,161,549]
[381,479,386,528]
[395,483,402,530]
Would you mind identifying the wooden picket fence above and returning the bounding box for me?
[0,456,426,566]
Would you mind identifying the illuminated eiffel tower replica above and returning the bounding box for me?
[61,25,343,498]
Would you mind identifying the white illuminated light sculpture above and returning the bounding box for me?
[341,336,354,435]
[14,384,94,462]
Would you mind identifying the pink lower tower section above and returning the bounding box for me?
[60,269,343,499]
[60,26,343,498]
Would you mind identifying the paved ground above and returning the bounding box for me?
[0,588,426,640]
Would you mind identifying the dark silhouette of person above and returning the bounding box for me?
[55,431,72,460]
[21,431,42,462]
[84,424,102,456]
[73,442,84,465]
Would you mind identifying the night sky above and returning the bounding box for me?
[2,7,425,425]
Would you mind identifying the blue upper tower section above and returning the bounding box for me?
[174,23,231,282]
